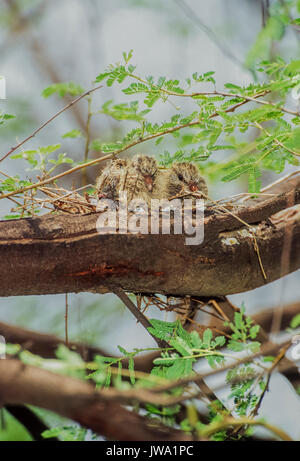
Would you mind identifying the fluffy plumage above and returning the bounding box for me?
[157,162,208,200]
[95,157,208,209]
[96,158,128,202]
[122,154,158,206]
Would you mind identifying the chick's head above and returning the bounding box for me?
[167,162,208,198]
[96,158,128,200]
[131,155,158,191]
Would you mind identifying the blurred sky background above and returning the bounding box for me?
[0,0,300,439]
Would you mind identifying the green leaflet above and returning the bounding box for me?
[42,82,84,98]
[0,113,15,125]
[42,426,86,441]
[290,313,300,329]
[165,358,195,380]
[62,129,82,139]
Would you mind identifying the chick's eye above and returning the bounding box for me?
[177,174,183,181]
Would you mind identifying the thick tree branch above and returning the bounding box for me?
[0,321,160,370]
[0,321,105,361]
[0,175,299,297]
[0,359,192,441]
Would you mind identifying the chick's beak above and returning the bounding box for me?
[144,175,153,191]
[98,193,107,199]
[189,182,198,192]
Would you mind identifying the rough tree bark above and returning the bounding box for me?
[0,175,299,297]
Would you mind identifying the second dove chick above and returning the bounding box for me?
[122,154,158,207]
[156,162,208,200]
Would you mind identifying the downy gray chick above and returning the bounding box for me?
[156,162,208,200]
[96,158,128,202]
[122,154,158,207]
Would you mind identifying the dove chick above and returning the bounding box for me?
[123,154,158,207]
[96,158,128,202]
[157,162,208,200]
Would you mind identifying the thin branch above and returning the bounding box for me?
[255,121,300,158]
[261,0,270,28]
[130,70,299,117]
[251,343,290,417]
[0,84,103,163]
[82,96,93,186]
[174,0,246,70]
[199,190,267,280]
[199,416,292,441]
[150,340,292,394]
[113,287,169,349]
[0,320,160,370]
[64,293,69,346]
[0,93,261,202]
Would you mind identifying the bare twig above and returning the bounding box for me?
[252,343,290,417]
[82,96,93,186]
[261,0,270,27]
[0,319,160,369]
[112,287,169,349]
[64,293,69,346]
[0,84,103,163]
[174,0,245,70]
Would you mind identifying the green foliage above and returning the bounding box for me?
[42,82,84,98]
[291,17,300,25]
[96,54,185,108]
[0,409,33,441]
[11,144,74,175]
[2,296,277,440]
[93,51,300,193]
[224,306,261,354]
[100,99,150,122]
[290,313,300,329]
[226,364,260,416]
[149,319,226,376]
[0,112,15,125]
[246,1,290,70]
[62,129,82,139]
[0,176,32,193]
[42,426,86,441]
[86,345,154,389]
[220,309,263,416]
